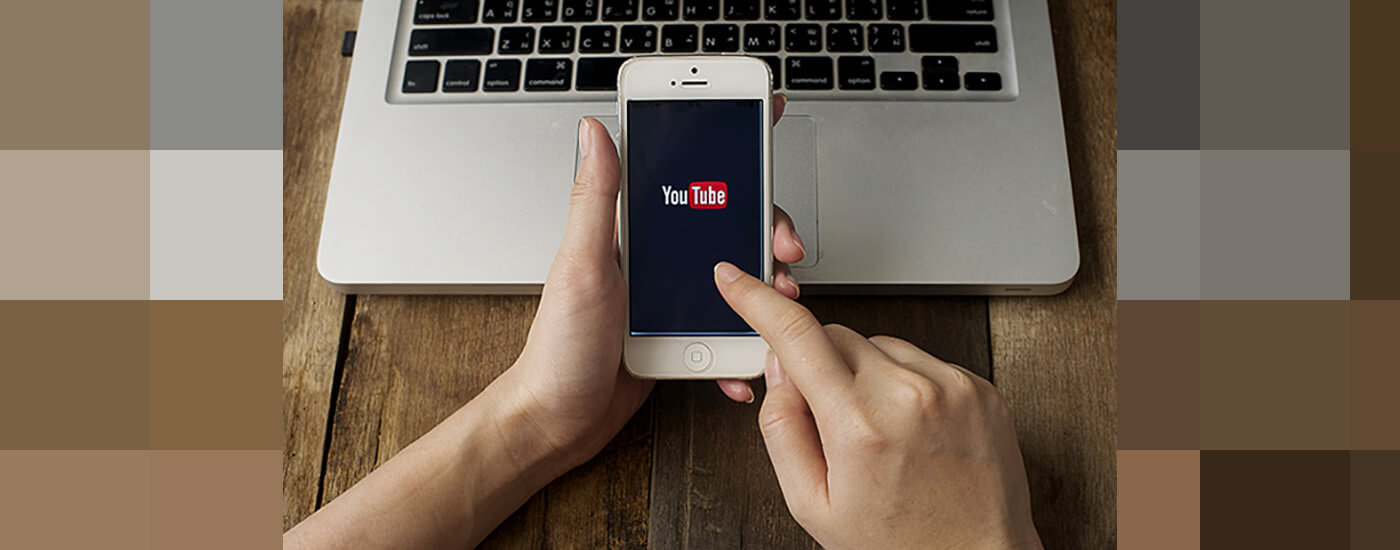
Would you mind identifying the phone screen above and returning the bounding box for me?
[626,99,763,337]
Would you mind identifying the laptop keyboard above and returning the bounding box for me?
[388,0,1016,101]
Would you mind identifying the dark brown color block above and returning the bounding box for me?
[1352,2,1400,153]
[0,451,151,548]
[151,451,281,549]
[1118,301,1199,450]
[149,301,282,449]
[1350,451,1400,550]
[0,301,149,449]
[1201,451,1349,549]
[1118,451,1200,549]
[1350,153,1400,300]
[1350,301,1400,449]
[1199,302,1349,450]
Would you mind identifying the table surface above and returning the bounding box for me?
[282,0,1117,546]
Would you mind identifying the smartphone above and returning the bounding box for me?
[618,56,774,379]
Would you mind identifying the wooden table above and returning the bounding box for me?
[283,1,1116,546]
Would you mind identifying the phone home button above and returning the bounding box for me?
[683,342,713,372]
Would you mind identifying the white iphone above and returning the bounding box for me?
[617,56,774,379]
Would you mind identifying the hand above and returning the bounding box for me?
[714,262,1042,550]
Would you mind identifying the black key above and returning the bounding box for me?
[909,24,996,53]
[921,55,957,72]
[743,24,781,52]
[867,23,904,52]
[498,26,536,53]
[603,0,639,20]
[683,0,720,20]
[785,24,822,52]
[846,0,880,20]
[929,0,993,21]
[643,0,680,20]
[539,26,576,53]
[885,0,921,20]
[525,58,573,90]
[563,0,599,20]
[923,71,958,90]
[759,55,782,89]
[580,25,617,52]
[661,24,699,51]
[409,28,495,56]
[964,71,1001,90]
[785,56,833,89]
[838,56,875,90]
[482,0,518,21]
[725,0,760,20]
[483,59,522,91]
[620,24,658,52]
[402,60,440,93]
[443,60,481,92]
[522,0,559,20]
[880,70,917,90]
[415,0,479,24]
[764,0,801,20]
[826,23,862,52]
[702,23,740,52]
[576,56,630,90]
[804,0,840,20]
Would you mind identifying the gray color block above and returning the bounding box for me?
[1200,150,1349,299]
[1200,0,1349,149]
[1118,150,1201,299]
[1118,0,1199,149]
[150,0,282,149]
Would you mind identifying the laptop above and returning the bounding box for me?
[318,0,1078,294]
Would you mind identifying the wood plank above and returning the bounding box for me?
[281,0,360,530]
[988,0,1118,547]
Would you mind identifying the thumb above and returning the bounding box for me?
[561,117,620,258]
[758,353,830,520]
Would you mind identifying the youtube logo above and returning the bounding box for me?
[662,181,728,209]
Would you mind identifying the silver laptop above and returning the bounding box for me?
[319,0,1078,294]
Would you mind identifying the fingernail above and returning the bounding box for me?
[793,230,806,256]
[578,118,593,159]
[715,261,744,283]
[743,388,756,404]
[765,353,784,388]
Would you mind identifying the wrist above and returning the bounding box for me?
[471,372,578,485]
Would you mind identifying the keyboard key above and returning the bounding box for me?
[846,0,880,20]
[804,0,840,20]
[498,26,536,53]
[909,24,996,52]
[539,26,576,53]
[403,60,440,93]
[580,25,617,52]
[576,56,630,90]
[415,0,479,24]
[621,24,658,52]
[867,23,904,52]
[443,59,481,92]
[702,24,740,51]
[785,56,833,89]
[409,28,495,56]
[785,24,822,52]
[838,56,875,90]
[683,0,719,20]
[826,23,862,52]
[525,58,573,90]
[522,0,559,20]
[964,71,1001,90]
[603,0,639,20]
[743,24,781,52]
[661,24,699,51]
[724,0,760,20]
[483,59,522,91]
[644,0,680,20]
[482,0,518,21]
[921,55,957,72]
[929,0,993,21]
[884,0,921,20]
[563,0,599,20]
[923,71,958,90]
[764,0,801,20]
[759,55,782,89]
[880,71,917,90]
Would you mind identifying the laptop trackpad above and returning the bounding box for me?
[580,115,819,269]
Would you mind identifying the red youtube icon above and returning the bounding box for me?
[687,181,727,209]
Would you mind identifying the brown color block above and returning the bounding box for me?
[1352,2,1400,153]
[0,1,149,148]
[1350,301,1400,449]
[151,450,281,550]
[1200,451,1349,549]
[149,301,282,449]
[1118,302,1200,450]
[0,451,151,548]
[1350,153,1400,299]
[1118,451,1200,549]
[1199,301,1349,450]
[1350,451,1400,550]
[0,301,149,448]
[0,151,149,299]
